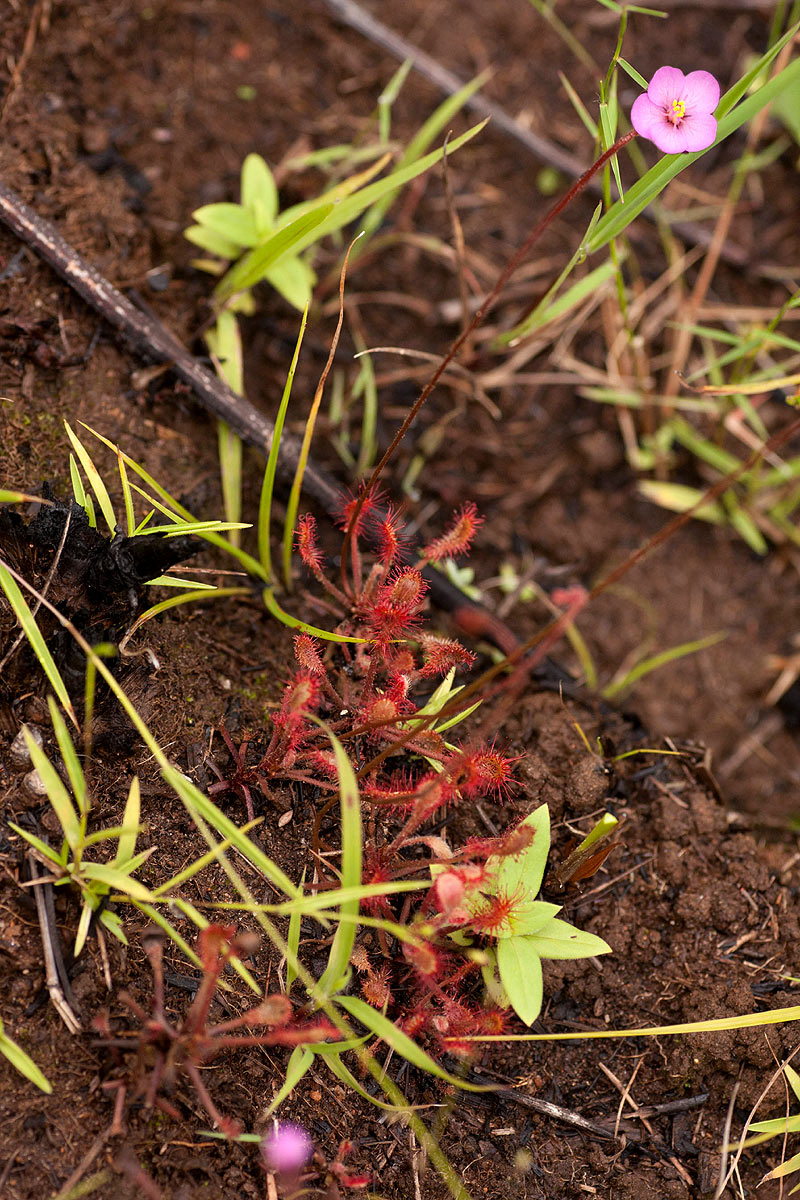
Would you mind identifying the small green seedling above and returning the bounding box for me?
[10,698,155,956]
[464,805,612,1025]
[186,153,317,312]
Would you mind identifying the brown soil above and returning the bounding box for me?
[2,2,800,1198]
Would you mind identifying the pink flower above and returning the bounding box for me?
[631,66,720,154]
[261,1122,314,1172]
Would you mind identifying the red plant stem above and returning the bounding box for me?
[339,131,637,582]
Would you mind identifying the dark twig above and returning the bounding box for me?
[469,1071,622,1140]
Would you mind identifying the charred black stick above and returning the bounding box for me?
[0,180,524,654]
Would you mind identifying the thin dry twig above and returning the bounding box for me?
[27,852,82,1034]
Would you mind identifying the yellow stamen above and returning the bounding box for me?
[671,98,686,122]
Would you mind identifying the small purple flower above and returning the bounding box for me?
[631,66,720,154]
[261,1122,314,1173]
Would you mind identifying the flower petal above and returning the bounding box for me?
[681,70,720,115]
[678,112,718,152]
[631,95,663,139]
[647,66,686,108]
[647,119,692,155]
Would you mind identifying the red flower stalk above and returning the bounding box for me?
[421,502,483,562]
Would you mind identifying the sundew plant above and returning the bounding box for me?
[4,9,800,1200]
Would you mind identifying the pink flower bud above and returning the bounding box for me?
[434,871,466,914]
[261,1122,313,1172]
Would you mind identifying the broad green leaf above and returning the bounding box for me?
[492,804,551,899]
[265,254,316,312]
[492,900,562,939]
[525,916,612,960]
[184,224,242,259]
[497,937,543,1025]
[191,202,260,247]
[241,153,278,230]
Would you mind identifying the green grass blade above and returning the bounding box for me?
[0,1020,52,1093]
[0,490,54,506]
[258,306,308,582]
[323,1050,406,1111]
[116,449,136,536]
[114,775,141,868]
[336,995,488,1091]
[8,822,64,867]
[602,631,727,699]
[47,695,87,819]
[0,560,78,728]
[81,863,154,901]
[360,76,490,243]
[163,765,301,900]
[24,728,81,851]
[263,1045,314,1115]
[286,867,306,990]
[262,587,366,643]
[63,421,117,534]
[215,205,334,302]
[312,723,362,1001]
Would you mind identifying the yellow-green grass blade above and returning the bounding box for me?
[0,561,78,728]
